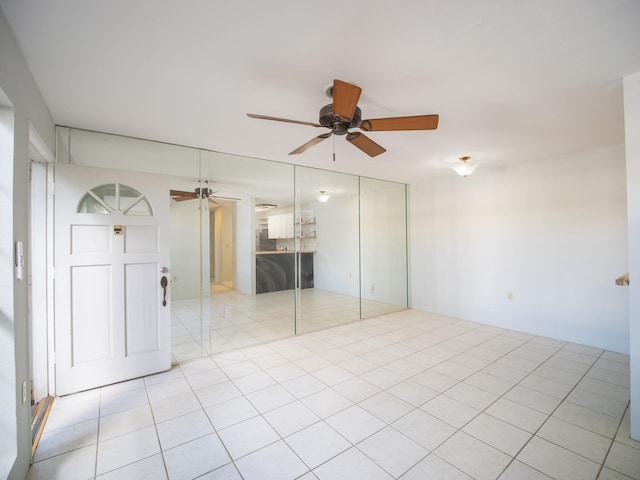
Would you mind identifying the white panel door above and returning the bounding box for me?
[54,164,171,395]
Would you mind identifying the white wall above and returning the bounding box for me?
[623,72,640,439]
[0,6,56,479]
[410,144,629,353]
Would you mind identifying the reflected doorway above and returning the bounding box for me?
[210,201,235,292]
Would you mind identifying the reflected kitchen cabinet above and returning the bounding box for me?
[267,212,294,239]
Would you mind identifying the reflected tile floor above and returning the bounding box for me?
[28,310,640,480]
[171,288,400,362]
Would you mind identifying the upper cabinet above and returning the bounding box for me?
[267,212,294,239]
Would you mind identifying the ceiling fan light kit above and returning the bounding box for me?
[452,156,477,178]
[247,79,439,159]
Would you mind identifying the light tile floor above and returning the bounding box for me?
[28,309,640,479]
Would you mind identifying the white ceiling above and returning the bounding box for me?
[2,0,639,183]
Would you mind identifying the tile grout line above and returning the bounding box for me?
[276,318,521,478]
[394,326,552,478]
[595,400,632,479]
[92,388,102,480]
[495,348,619,479]
[206,344,372,479]
[179,358,247,479]
[324,318,534,478]
[382,325,617,478]
[200,315,428,477]
[142,377,173,480]
[279,317,529,477]
[213,341,352,477]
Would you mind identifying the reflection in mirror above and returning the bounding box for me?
[295,167,360,334]
[204,152,296,354]
[61,127,409,362]
[168,176,209,363]
[360,177,409,318]
[59,127,208,364]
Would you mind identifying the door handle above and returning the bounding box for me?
[160,276,168,306]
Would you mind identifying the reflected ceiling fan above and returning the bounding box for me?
[170,188,239,206]
[247,79,439,158]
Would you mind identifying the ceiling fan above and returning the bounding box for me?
[170,188,239,206]
[170,187,214,202]
[247,79,439,158]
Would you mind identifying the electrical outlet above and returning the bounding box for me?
[507,292,514,300]
[370,284,376,293]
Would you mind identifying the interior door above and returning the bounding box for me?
[54,164,171,395]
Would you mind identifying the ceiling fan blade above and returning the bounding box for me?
[346,132,386,157]
[332,79,362,121]
[210,195,242,201]
[358,114,439,131]
[170,189,195,197]
[289,133,332,155]
[247,113,322,128]
[170,190,197,202]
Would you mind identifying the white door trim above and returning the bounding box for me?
[28,123,55,402]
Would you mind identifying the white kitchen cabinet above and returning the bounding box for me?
[267,213,294,239]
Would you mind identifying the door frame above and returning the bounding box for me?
[28,124,56,400]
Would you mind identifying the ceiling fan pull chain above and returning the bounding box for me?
[333,134,336,162]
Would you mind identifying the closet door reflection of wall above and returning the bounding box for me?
[360,178,409,319]
[295,167,360,335]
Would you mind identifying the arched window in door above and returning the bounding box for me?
[77,183,153,216]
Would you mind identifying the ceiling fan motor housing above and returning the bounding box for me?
[319,104,361,135]
[195,187,211,198]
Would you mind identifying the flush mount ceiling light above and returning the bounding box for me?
[255,203,277,212]
[452,156,477,178]
[317,190,331,203]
